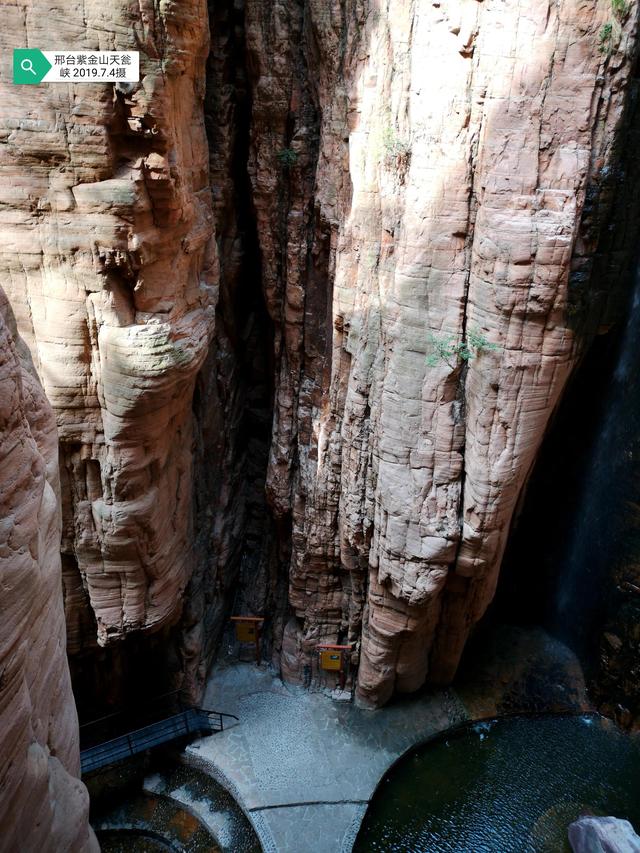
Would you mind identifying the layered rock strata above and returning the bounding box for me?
[241,0,640,704]
[0,0,218,699]
[0,291,96,852]
[2,0,639,716]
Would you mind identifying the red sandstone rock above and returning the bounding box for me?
[0,0,217,653]
[2,0,638,716]
[243,0,638,705]
[0,290,96,851]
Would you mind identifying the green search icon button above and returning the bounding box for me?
[13,49,52,84]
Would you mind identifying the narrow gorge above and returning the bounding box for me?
[2,0,640,850]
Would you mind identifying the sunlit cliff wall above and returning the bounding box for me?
[240,0,639,705]
[0,0,220,704]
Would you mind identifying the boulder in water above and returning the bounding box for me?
[568,816,640,853]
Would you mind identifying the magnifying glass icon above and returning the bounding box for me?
[21,58,36,75]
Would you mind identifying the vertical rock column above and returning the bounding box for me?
[0,0,217,695]
[0,291,97,852]
[242,0,638,704]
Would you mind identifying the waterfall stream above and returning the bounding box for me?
[551,268,640,656]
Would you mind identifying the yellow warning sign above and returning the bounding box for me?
[320,650,342,671]
[235,622,257,643]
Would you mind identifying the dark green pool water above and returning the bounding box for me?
[354,715,640,853]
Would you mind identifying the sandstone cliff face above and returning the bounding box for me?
[0,291,96,852]
[1,0,218,694]
[3,0,639,717]
[240,0,639,705]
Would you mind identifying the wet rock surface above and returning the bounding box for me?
[455,624,589,718]
[568,816,640,853]
[91,760,261,853]
[143,761,261,853]
[94,790,222,853]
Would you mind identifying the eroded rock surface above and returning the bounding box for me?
[2,0,639,715]
[0,291,96,852]
[569,816,640,853]
[0,1,217,682]
[241,0,640,705]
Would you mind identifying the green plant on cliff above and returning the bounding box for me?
[382,125,411,174]
[383,126,410,157]
[426,328,500,370]
[467,328,501,356]
[426,334,461,370]
[599,22,614,53]
[277,147,298,167]
[599,0,628,54]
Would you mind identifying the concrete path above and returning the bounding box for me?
[186,664,467,852]
[185,627,589,853]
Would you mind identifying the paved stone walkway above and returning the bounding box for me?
[185,627,589,853]
[186,664,468,852]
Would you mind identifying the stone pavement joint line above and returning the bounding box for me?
[185,663,467,853]
[249,799,369,811]
[185,631,588,853]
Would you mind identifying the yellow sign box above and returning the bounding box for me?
[320,650,342,671]
[235,622,257,643]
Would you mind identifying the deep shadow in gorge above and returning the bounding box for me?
[493,273,640,728]
[494,271,640,725]
[192,0,283,666]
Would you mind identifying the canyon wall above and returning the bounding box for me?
[0,291,96,851]
[0,0,226,706]
[2,0,639,719]
[241,0,640,705]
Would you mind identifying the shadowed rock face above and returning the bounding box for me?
[0,291,96,851]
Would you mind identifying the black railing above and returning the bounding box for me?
[80,707,238,775]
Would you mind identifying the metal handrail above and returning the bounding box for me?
[80,706,236,775]
[198,707,239,723]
